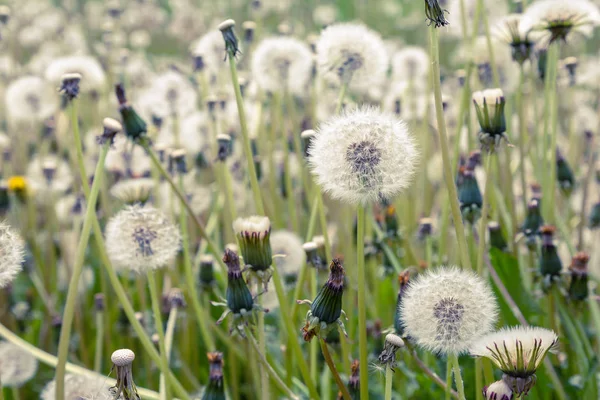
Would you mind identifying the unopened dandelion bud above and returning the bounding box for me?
[242,21,256,43]
[193,54,205,72]
[169,288,186,309]
[199,255,216,289]
[59,72,82,101]
[589,201,600,228]
[95,293,105,312]
[224,249,254,315]
[110,348,139,399]
[483,380,513,400]
[467,150,481,170]
[204,352,226,399]
[216,134,232,162]
[539,225,562,279]
[303,241,322,269]
[347,360,360,398]
[233,216,272,272]
[115,84,147,141]
[473,89,507,149]
[219,19,240,58]
[417,217,433,240]
[556,149,574,196]
[472,326,557,397]
[458,168,483,224]
[424,0,449,28]
[568,252,589,301]
[378,333,405,367]
[488,221,509,252]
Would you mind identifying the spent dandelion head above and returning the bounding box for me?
[308,106,419,205]
[400,266,498,355]
[59,72,82,102]
[471,326,558,397]
[202,352,226,400]
[378,333,405,369]
[316,23,388,94]
[424,0,450,27]
[104,204,181,273]
[110,349,139,400]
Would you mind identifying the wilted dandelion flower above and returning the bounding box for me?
[471,326,558,396]
[521,0,600,43]
[105,204,181,273]
[5,76,58,124]
[0,223,24,288]
[309,107,419,205]
[251,37,313,95]
[40,373,115,400]
[316,23,388,95]
[110,349,139,400]
[391,47,429,82]
[270,230,306,284]
[399,266,498,355]
[0,341,38,386]
[45,55,106,93]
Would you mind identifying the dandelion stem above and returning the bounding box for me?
[227,52,265,215]
[335,82,348,115]
[445,359,452,400]
[356,205,369,400]
[577,136,595,250]
[159,305,178,399]
[147,272,173,400]
[449,354,466,400]
[0,322,162,400]
[243,326,299,400]
[517,65,529,215]
[319,338,351,400]
[54,140,110,400]
[93,309,104,373]
[543,42,560,223]
[256,281,270,400]
[477,152,494,275]
[428,25,472,270]
[384,364,393,400]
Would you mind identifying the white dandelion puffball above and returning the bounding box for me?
[470,326,558,375]
[521,0,600,41]
[400,266,498,355]
[40,373,114,400]
[251,37,313,95]
[45,55,106,92]
[270,230,306,279]
[104,205,181,273]
[0,223,25,288]
[5,76,58,124]
[316,23,388,95]
[26,154,74,196]
[309,106,419,205]
[0,341,38,387]
[391,46,430,82]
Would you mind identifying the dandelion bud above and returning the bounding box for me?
[110,349,139,399]
[378,333,405,367]
[224,249,254,315]
[488,221,509,252]
[203,352,225,400]
[242,21,256,43]
[303,241,323,269]
[218,19,240,58]
[115,84,147,141]
[521,198,544,248]
[556,149,574,196]
[300,258,347,342]
[539,225,562,279]
[233,216,272,272]
[216,134,232,162]
[95,293,105,312]
[473,89,507,149]
[99,117,122,145]
[41,159,57,184]
[59,73,82,101]
[568,252,589,301]
[483,380,513,400]
[424,0,450,28]
[589,201,600,229]
[471,326,558,397]
[458,168,483,224]
[346,360,360,398]
[193,54,205,72]
[383,204,400,236]
[417,217,434,240]
[199,255,216,289]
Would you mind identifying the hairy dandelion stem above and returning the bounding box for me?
[356,205,369,400]
[477,152,494,275]
[450,354,466,400]
[320,338,351,400]
[384,365,393,400]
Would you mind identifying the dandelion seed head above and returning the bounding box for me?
[270,230,306,280]
[0,223,24,288]
[391,46,429,82]
[316,23,388,94]
[110,178,155,204]
[308,106,419,205]
[5,76,58,124]
[400,266,498,355]
[0,341,38,387]
[26,154,73,196]
[45,55,106,92]
[105,204,181,273]
[40,373,115,400]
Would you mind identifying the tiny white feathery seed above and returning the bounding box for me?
[111,348,136,366]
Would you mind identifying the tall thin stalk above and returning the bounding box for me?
[450,354,466,400]
[356,205,369,400]
[320,338,351,400]
[384,365,394,400]
[476,152,494,274]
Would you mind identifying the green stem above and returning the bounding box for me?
[356,205,369,400]
[227,53,265,214]
[320,338,351,400]
[428,26,472,270]
[384,364,393,400]
[147,272,173,400]
[54,141,110,400]
[93,311,104,372]
[450,354,466,400]
[244,326,299,400]
[477,152,493,274]
[160,306,178,400]
[335,83,348,115]
[517,65,529,215]
[445,359,452,400]
[256,281,270,400]
[543,42,559,223]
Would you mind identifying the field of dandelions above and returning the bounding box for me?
[1,0,600,399]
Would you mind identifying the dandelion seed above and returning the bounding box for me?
[400,266,498,355]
